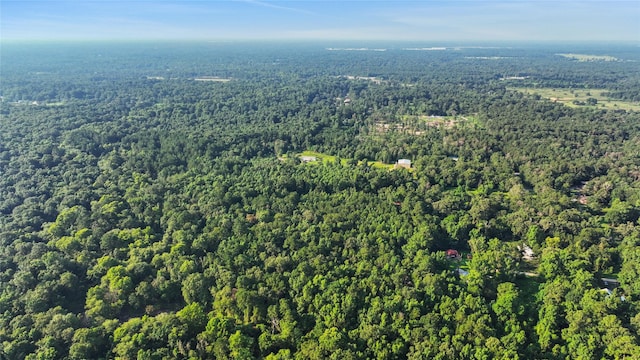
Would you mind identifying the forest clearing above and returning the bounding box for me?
[556,53,620,62]
[297,150,397,170]
[510,87,640,111]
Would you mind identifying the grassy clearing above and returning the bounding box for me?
[369,161,395,170]
[401,114,471,123]
[510,87,640,111]
[45,101,66,107]
[298,150,341,164]
[397,114,480,130]
[297,150,397,170]
[460,115,479,124]
[556,53,619,62]
[194,77,232,82]
[371,114,480,138]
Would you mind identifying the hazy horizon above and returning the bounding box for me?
[2,1,639,43]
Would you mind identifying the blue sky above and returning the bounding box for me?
[2,1,639,42]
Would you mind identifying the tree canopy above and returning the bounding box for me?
[1,41,639,359]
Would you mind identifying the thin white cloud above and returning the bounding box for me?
[2,0,637,41]
[237,0,316,15]
[377,1,639,41]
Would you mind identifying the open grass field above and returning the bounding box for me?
[556,53,619,62]
[194,76,232,82]
[400,114,475,122]
[45,101,66,107]
[298,150,343,164]
[510,87,640,111]
[399,114,479,129]
[298,150,397,170]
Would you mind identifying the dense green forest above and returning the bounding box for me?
[1,41,640,359]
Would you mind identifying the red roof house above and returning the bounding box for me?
[446,249,460,258]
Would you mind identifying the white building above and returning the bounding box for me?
[396,159,411,169]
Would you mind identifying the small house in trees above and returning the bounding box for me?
[396,159,411,169]
[600,288,626,301]
[446,249,460,259]
[519,244,535,261]
[600,277,620,288]
[300,156,317,163]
